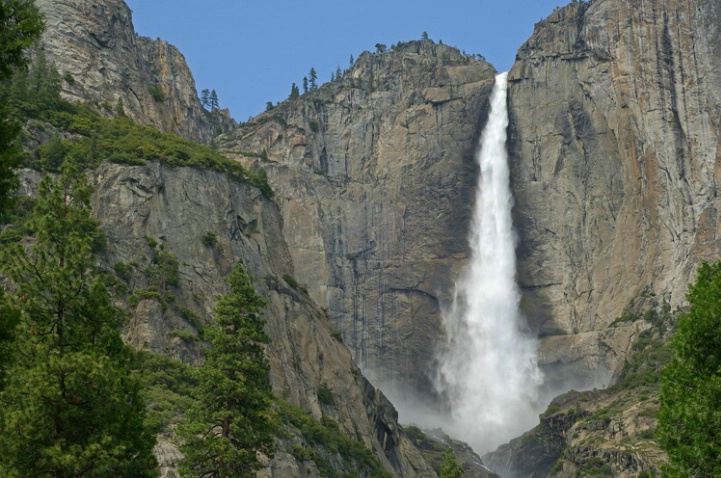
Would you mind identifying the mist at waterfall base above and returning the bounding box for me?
[392,73,545,455]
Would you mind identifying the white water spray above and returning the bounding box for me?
[436,72,543,453]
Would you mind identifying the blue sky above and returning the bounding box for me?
[125,0,568,121]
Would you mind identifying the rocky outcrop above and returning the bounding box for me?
[34,0,233,142]
[86,163,436,478]
[218,41,496,399]
[508,0,721,389]
[484,388,665,478]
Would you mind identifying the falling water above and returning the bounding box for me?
[436,72,543,453]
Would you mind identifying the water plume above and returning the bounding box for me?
[435,72,543,453]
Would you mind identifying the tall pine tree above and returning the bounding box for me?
[0,0,44,215]
[180,259,275,478]
[0,165,157,477]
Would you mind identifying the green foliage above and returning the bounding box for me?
[148,84,165,102]
[0,195,35,244]
[278,401,392,478]
[0,58,274,198]
[317,382,335,406]
[136,351,199,434]
[658,261,721,477]
[309,67,318,90]
[147,246,180,288]
[179,259,275,478]
[114,260,135,281]
[289,82,300,101]
[202,231,218,247]
[0,0,44,80]
[0,0,44,216]
[0,165,157,477]
[440,449,464,478]
[283,273,299,289]
[576,457,612,476]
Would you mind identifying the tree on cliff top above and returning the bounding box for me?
[179,258,275,478]
[659,260,721,477]
[0,164,157,477]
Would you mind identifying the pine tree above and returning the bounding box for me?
[302,76,308,94]
[201,89,211,109]
[180,259,275,478]
[336,66,342,80]
[309,67,318,90]
[210,89,219,111]
[658,260,721,477]
[289,82,299,101]
[349,54,354,66]
[0,164,157,477]
[0,0,44,80]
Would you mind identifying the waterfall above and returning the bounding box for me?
[436,72,543,453]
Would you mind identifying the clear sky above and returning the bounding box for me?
[125,0,568,122]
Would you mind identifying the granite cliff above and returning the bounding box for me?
[19,0,721,475]
[33,0,233,143]
[218,42,497,400]
[508,0,721,391]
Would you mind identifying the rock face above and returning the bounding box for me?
[219,41,496,399]
[508,0,721,389]
[34,0,233,142]
[86,163,436,478]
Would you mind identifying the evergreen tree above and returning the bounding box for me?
[302,76,308,94]
[0,288,20,389]
[308,67,318,90]
[659,260,721,477]
[335,66,342,80]
[288,82,299,101]
[375,43,387,53]
[0,0,44,216]
[0,0,44,79]
[349,54,354,66]
[201,89,210,109]
[210,89,219,111]
[330,72,335,82]
[180,259,275,478]
[0,165,157,477]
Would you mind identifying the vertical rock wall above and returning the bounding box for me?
[220,42,496,399]
[508,0,721,389]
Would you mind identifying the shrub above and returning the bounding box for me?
[202,231,218,248]
[317,383,335,406]
[148,84,165,102]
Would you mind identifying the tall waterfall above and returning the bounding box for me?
[436,72,543,453]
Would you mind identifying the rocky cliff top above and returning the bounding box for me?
[34,0,234,143]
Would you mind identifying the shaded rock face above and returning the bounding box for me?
[34,0,233,142]
[219,41,496,399]
[85,163,436,478]
[509,0,721,389]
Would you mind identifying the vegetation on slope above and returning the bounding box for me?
[0,53,273,198]
[0,166,158,476]
[658,261,721,477]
